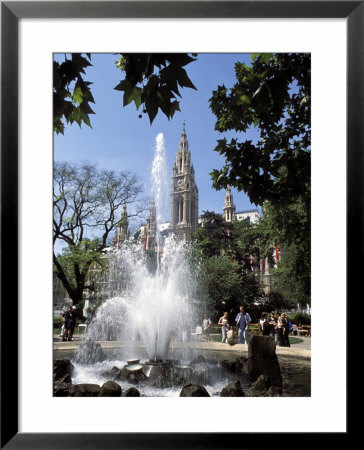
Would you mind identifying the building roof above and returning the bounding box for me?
[235,209,260,215]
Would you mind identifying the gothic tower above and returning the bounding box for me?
[223,186,236,222]
[114,203,129,247]
[169,123,199,239]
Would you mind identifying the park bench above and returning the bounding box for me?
[77,323,88,334]
[297,325,311,337]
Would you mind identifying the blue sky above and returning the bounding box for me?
[54,53,260,233]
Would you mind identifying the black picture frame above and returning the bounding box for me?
[1,1,356,448]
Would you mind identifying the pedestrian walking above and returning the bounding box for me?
[218,312,229,343]
[235,306,251,344]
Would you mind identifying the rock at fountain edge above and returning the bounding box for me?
[220,380,245,397]
[99,381,122,397]
[247,335,282,388]
[249,374,283,397]
[123,387,141,397]
[54,359,74,382]
[179,384,210,397]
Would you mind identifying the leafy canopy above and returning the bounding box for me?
[53,53,95,135]
[258,198,311,306]
[192,210,232,258]
[209,53,311,207]
[53,53,197,134]
[114,53,197,124]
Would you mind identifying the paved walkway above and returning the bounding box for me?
[54,333,311,359]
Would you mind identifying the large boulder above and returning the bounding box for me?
[54,381,73,397]
[71,383,101,397]
[57,373,72,384]
[267,386,283,397]
[247,335,282,388]
[54,359,74,382]
[72,338,107,364]
[123,387,141,397]
[249,374,282,396]
[249,374,270,396]
[54,380,103,397]
[101,366,124,381]
[220,380,245,397]
[99,381,122,397]
[180,384,210,397]
[235,356,248,375]
[220,359,236,372]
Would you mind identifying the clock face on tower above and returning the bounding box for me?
[177,179,184,188]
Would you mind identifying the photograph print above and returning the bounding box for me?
[53,53,311,398]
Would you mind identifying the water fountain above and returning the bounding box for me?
[55,133,311,397]
[70,133,204,389]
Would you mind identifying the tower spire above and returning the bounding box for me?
[223,185,236,222]
[179,121,188,152]
[169,125,198,239]
[114,203,129,247]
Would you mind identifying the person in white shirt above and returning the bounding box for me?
[259,313,270,336]
[218,312,229,343]
[202,314,212,342]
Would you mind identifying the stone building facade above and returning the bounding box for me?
[168,124,199,239]
[140,125,263,246]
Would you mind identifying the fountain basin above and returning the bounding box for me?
[125,364,143,372]
[142,360,171,380]
[53,343,310,397]
[126,359,140,366]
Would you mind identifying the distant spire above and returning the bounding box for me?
[114,203,128,247]
[225,185,232,199]
[121,203,127,219]
[223,185,236,222]
[179,121,188,151]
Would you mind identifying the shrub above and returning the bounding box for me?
[286,312,311,325]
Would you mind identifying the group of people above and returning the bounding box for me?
[60,305,295,348]
[203,307,293,347]
[259,311,291,347]
[217,306,252,345]
[60,305,77,341]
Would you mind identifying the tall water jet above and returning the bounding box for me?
[150,132,168,262]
